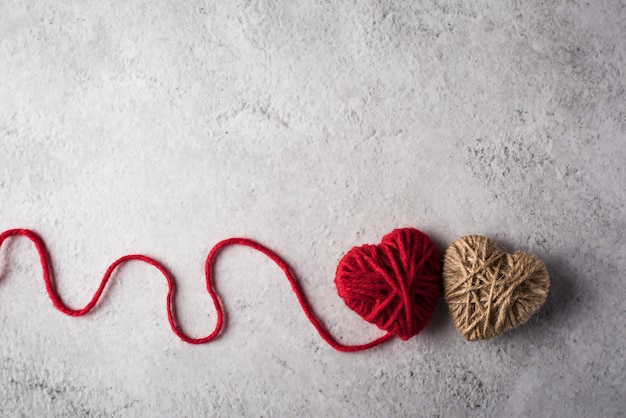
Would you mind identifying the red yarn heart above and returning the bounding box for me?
[335,228,442,340]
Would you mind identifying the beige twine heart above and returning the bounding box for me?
[443,235,550,341]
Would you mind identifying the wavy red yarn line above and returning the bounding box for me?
[0,229,391,353]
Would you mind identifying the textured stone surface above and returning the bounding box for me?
[1,0,624,416]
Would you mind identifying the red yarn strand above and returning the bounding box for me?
[0,229,391,352]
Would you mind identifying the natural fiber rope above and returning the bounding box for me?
[443,235,550,341]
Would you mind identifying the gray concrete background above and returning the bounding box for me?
[1,0,624,416]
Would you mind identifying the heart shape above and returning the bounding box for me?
[334,228,442,340]
[443,235,550,341]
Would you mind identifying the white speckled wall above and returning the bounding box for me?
[1,1,624,416]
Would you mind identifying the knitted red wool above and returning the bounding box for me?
[335,228,442,340]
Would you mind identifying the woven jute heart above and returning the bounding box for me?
[443,235,550,341]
